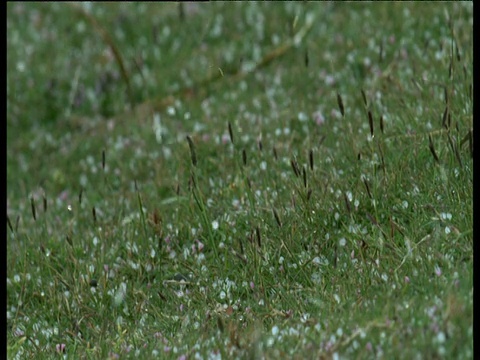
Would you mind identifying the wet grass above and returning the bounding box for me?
[7,2,473,359]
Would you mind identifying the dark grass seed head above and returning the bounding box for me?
[309,149,314,171]
[428,135,440,163]
[102,149,106,171]
[256,226,261,248]
[228,121,234,145]
[302,166,307,188]
[337,92,345,117]
[363,178,372,199]
[66,234,73,247]
[30,196,36,221]
[186,135,197,167]
[7,215,14,232]
[92,206,97,223]
[361,89,367,107]
[366,212,379,227]
[343,193,351,214]
[368,111,374,137]
[442,106,449,129]
[238,236,244,255]
[290,158,300,178]
[379,115,384,134]
[242,149,247,166]
[455,40,461,62]
[272,208,282,228]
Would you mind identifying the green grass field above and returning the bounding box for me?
[7,2,473,359]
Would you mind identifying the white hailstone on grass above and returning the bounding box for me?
[298,112,308,122]
[114,283,127,306]
[212,220,219,230]
[167,106,176,116]
[16,61,26,72]
[266,336,275,347]
[162,147,172,159]
[289,327,299,336]
[272,326,279,336]
[440,212,452,220]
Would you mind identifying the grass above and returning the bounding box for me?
[7,2,473,359]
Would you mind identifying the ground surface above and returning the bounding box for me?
[7,2,473,359]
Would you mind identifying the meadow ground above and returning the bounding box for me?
[7,2,473,359]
